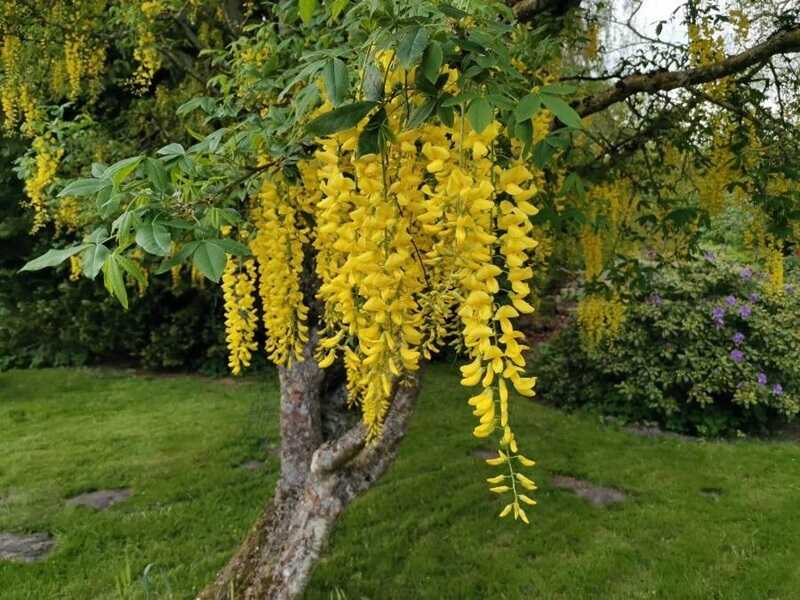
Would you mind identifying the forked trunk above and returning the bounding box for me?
[199,332,421,600]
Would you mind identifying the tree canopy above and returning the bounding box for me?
[6,0,800,529]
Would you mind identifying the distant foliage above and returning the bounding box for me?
[537,257,800,436]
[0,272,228,372]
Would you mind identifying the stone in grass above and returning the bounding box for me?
[551,475,626,506]
[0,532,55,562]
[700,487,723,499]
[241,460,265,471]
[66,488,132,510]
[471,447,500,461]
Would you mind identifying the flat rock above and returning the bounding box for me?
[700,487,723,499]
[471,447,500,461]
[67,488,132,510]
[0,533,55,562]
[551,475,626,506]
[240,460,264,471]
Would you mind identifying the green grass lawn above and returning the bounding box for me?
[2,366,800,599]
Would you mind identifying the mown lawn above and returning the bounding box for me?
[2,366,800,599]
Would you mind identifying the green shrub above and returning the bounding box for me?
[536,257,800,436]
[1,144,230,374]
[0,269,230,373]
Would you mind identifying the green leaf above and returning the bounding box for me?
[540,83,577,96]
[514,93,540,123]
[362,62,384,102]
[306,101,377,137]
[298,0,317,24]
[330,0,348,19]
[357,108,387,157]
[437,103,454,127]
[487,94,515,110]
[154,242,199,274]
[421,41,443,83]
[176,96,215,116]
[213,238,252,256]
[397,26,430,70]
[88,226,109,243]
[19,245,88,272]
[104,156,143,185]
[322,58,349,107]
[562,172,586,200]
[441,91,478,107]
[532,139,557,168]
[112,211,135,246]
[540,94,582,129]
[407,98,436,129]
[144,157,170,193]
[115,254,147,288]
[96,189,123,219]
[192,240,227,283]
[467,97,493,134]
[58,178,109,198]
[156,143,186,158]
[135,222,172,256]
[439,4,467,18]
[295,82,321,120]
[513,119,533,153]
[82,244,110,280]
[102,255,129,309]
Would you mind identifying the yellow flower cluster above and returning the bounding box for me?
[688,19,730,98]
[131,3,162,91]
[69,255,82,281]
[580,227,603,280]
[25,135,63,233]
[218,54,542,519]
[729,9,751,45]
[696,138,735,216]
[221,257,259,375]
[250,179,311,365]
[0,33,40,131]
[577,294,624,351]
[54,196,82,234]
[583,22,599,60]
[765,246,784,299]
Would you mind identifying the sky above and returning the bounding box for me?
[604,0,688,56]
[630,0,687,41]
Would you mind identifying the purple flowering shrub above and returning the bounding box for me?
[537,258,800,436]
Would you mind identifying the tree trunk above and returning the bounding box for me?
[198,333,422,600]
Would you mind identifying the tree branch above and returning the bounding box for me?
[573,26,800,117]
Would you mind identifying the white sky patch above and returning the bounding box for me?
[603,0,688,62]
[629,0,687,43]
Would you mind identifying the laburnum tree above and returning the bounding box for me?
[5,0,800,597]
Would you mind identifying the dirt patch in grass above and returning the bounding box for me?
[66,488,132,510]
[551,475,626,506]
[0,533,55,562]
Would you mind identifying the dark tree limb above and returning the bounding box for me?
[573,26,800,117]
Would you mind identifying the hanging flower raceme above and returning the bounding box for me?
[221,256,259,375]
[250,179,310,366]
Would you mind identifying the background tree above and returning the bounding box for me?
[4,0,800,597]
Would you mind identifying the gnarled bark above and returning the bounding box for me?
[199,333,422,600]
